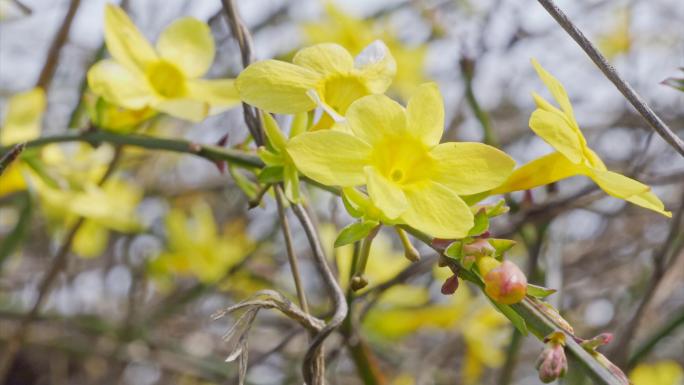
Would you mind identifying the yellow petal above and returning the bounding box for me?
[346,94,406,145]
[431,142,515,195]
[187,78,240,114]
[492,152,583,194]
[236,60,321,114]
[88,59,155,110]
[590,169,650,199]
[153,98,208,122]
[157,17,215,78]
[292,43,354,77]
[287,130,370,186]
[72,220,109,258]
[1,88,45,145]
[355,40,396,94]
[626,190,672,217]
[531,58,576,123]
[529,108,584,163]
[103,4,157,71]
[0,162,27,195]
[364,166,407,219]
[406,82,444,146]
[401,181,474,239]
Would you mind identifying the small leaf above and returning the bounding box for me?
[261,112,287,152]
[334,220,379,247]
[341,189,364,218]
[257,147,284,166]
[229,165,258,199]
[444,241,463,260]
[468,209,489,236]
[527,284,557,299]
[257,166,284,184]
[283,161,300,203]
[0,192,32,269]
[490,238,516,258]
[289,111,309,138]
[490,300,528,335]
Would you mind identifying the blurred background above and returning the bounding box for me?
[0,0,683,384]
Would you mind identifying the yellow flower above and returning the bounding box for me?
[287,84,515,238]
[87,4,239,123]
[84,91,156,133]
[149,203,253,284]
[236,41,395,130]
[493,59,670,217]
[598,7,631,60]
[630,361,683,385]
[301,2,426,99]
[0,88,45,195]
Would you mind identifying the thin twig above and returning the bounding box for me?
[292,203,348,385]
[536,0,684,157]
[274,186,310,314]
[35,0,81,90]
[0,146,123,381]
[0,142,25,176]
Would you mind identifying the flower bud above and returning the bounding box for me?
[536,332,568,383]
[441,274,459,295]
[482,260,527,304]
[463,239,495,257]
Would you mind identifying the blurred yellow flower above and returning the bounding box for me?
[0,88,45,195]
[302,2,427,99]
[236,41,395,130]
[630,361,683,385]
[88,5,239,123]
[598,8,631,60]
[84,91,156,133]
[493,59,670,217]
[288,84,514,238]
[149,203,253,284]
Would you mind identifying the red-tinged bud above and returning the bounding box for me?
[580,332,613,351]
[483,260,527,304]
[463,239,495,257]
[213,133,230,174]
[441,274,459,295]
[536,332,568,383]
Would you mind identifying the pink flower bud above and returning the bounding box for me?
[536,343,567,383]
[483,260,527,304]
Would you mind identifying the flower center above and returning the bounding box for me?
[146,60,186,98]
[371,136,435,186]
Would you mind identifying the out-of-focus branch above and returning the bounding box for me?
[0,143,25,176]
[460,57,498,147]
[628,306,684,368]
[610,187,684,368]
[35,0,81,90]
[0,146,123,382]
[536,0,684,157]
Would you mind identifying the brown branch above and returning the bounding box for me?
[35,0,81,90]
[536,0,684,157]
[0,142,25,176]
[0,146,123,381]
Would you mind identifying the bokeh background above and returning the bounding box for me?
[0,0,683,384]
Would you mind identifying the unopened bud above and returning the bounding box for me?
[441,274,459,295]
[536,332,568,383]
[482,260,527,304]
[351,275,368,291]
[580,332,613,351]
[463,239,495,257]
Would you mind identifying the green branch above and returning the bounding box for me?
[3,129,629,385]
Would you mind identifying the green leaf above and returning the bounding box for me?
[261,112,287,152]
[489,238,516,258]
[289,112,309,138]
[468,209,489,236]
[461,191,489,206]
[341,189,364,218]
[334,220,379,248]
[527,284,556,299]
[283,161,300,203]
[490,300,528,335]
[0,192,32,270]
[257,166,284,184]
[444,241,463,261]
[228,165,258,199]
